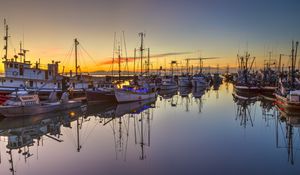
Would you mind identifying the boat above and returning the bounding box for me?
[212,73,223,85]
[0,90,82,117]
[178,75,191,87]
[275,89,300,110]
[178,87,191,97]
[115,85,156,103]
[0,20,91,97]
[259,58,278,94]
[191,73,209,88]
[160,76,178,90]
[114,32,157,103]
[86,77,117,103]
[234,52,260,93]
[192,87,206,98]
[178,63,191,87]
[275,41,300,110]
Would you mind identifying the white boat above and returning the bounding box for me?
[114,86,156,103]
[0,20,91,95]
[160,77,178,90]
[178,76,191,87]
[191,75,209,87]
[275,90,300,110]
[274,41,300,110]
[0,91,82,117]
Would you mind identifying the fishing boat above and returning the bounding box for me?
[86,86,116,103]
[160,61,178,90]
[0,90,82,117]
[0,20,92,98]
[275,41,300,110]
[234,52,260,93]
[259,57,279,94]
[212,73,223,85]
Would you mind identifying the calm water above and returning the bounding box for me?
[0,83,300,175]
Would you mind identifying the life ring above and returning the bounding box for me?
[12,71,18,76]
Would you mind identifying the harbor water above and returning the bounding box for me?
[0,83,299,175]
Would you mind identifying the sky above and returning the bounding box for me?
[0,0,299,72]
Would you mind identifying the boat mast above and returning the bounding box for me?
[134,48,136,75]
[139,32,145,75]
[290,41,298,87]
[118,45,121,82]
[74,38,79,77]
[147,48,150,76]
[112,32,116,78]
[3,19,8,61]
[76,118,81,152]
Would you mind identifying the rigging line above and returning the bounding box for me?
[62,43,74,66]
[8,39,16,58]
[81,122,101,146]
[63,127,77,147]
[279,122,288,147]
[79,44,98,65]
[78,47,88,72]
[64,43,74,72]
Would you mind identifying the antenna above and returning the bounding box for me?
[139,32,145,74]
[74,38,79,76]
[3,19,9,61]
[122,31,129,76]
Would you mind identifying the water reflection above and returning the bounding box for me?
[0,107,85,175]
[276,107,300,165]
[91,99,156,161]
[233,91,258,128]
[1,84,300,174]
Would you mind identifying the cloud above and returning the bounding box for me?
[99,51,192,65]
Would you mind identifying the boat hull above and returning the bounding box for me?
[114,90,157,103]
[86,90,116,103]
[275,93,300,110]
[0,101,82,118]
[160,85,178,90]
[178,79,191,87]
[191,80,208,87]
[234,85,260,93]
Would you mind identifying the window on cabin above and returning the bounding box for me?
[29,81,33,87]
[40,82,43,84]
[10,80,13,83]
[14,64,18,68]
[9,63,13,68]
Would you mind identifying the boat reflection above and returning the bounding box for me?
[276,107,300,165]
[233,91,259,128]
[260,95,276,126]
[158,88,178,99]
[178,87,191,97]
[192,87,206,99]
[93,99,156,160]
[0,107,86,175]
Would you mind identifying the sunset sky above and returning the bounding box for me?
[0,0,299,72]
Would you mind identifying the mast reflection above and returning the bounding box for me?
[276,107,300,165]
[0,107,85,175]
[233,91,258,128]
[94,99,156,160]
